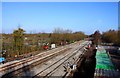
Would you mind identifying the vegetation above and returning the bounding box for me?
[51,28,86,45]
[102,29,120,46]
[1,27,86,58]
[90,30,101,45]
[13,28,25,56]
[2,27,119,59]
[90,29,120,46]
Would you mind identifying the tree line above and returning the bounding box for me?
[2,28,119,59]
[102,29,120,46]
[2,27,86,58]
[89,29,120,46]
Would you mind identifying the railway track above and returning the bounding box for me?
[1,41,89,78]
[33,44,86,78]
[1,47,71,78]
[0,46,68,72]
[32,42,88,78]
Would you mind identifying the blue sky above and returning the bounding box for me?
[2,2,118,34]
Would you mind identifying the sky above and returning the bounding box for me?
[2,2,118,35]
[1,0,120,2]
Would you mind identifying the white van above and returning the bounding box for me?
[51,44,56,49]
